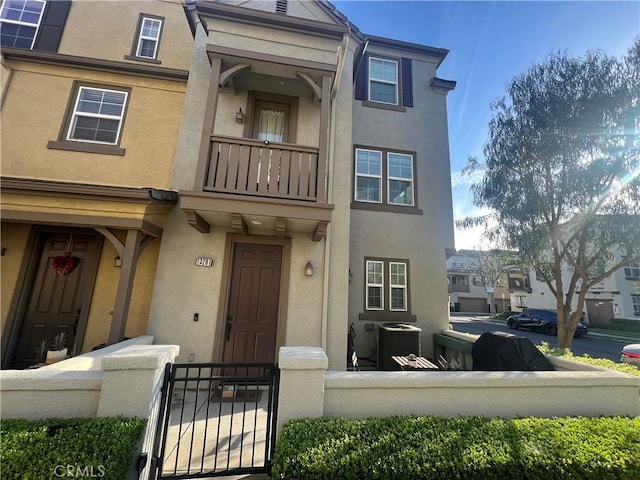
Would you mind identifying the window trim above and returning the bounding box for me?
[368,56,399,106]
[359,257,416,322]
[632,294,640,316]
[624,262,640,280]
[389,261,407,312]
[355,53,410,112]
[125,13,164,64]
[387,151,414,206]
[47,81,130,156]
[243,91,298,143]
[365,260,384,311]
[352,145,422,214]
[0,0,46,49]
[354,148,382,204]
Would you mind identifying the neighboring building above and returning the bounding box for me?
[446,249,527,314]
[526,259,640,325]
[146,0,456,369]
[0,0,193,368]
[2,0,457,371]
[447,250,640,324]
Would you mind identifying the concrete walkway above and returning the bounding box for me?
[159,386,273,478]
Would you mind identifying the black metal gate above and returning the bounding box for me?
[150,363,279,479]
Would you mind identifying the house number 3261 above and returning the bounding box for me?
[195,257,213,267]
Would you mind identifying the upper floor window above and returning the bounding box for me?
[47,82,130,156]
[126,13,163,63]
[624,262,640,279]
[353,146,420,213]
[68,87,128,145]
[0,0,45,49]
[355,53,413,111]
[369,57,398,105]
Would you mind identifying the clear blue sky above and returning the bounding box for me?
[332,0,640,249]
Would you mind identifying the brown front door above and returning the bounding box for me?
[11,232,102,369]
[224,243,282,364]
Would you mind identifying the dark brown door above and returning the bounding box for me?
[251,100,291,143]
[224,244,282,364]
[11,232,101,369]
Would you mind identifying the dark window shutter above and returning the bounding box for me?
[34,1,71,52]
[401,57,413,107]
[354,53,368,101]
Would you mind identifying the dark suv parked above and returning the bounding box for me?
[506,309,588,336]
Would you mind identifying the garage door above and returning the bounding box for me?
[458,297,488,313]
[585,299,614,326]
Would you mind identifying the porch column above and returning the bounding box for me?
[317,75,332,203]
[193,56,222,191]
[108,229,144,344]
[277,346,328,434]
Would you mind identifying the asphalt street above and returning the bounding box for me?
[450,315,636,363]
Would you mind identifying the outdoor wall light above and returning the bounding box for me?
[348,269,353,283]
[235,108,244,124]
[305,260,313,276]
[114,256,122,267]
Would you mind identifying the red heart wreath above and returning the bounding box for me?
[51,252,77,276]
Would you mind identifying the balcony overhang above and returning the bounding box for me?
[180,190,333,241]
[207,44,336,97]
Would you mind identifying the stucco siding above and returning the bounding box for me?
[349,49,455,359]
[0,63,186,189]
[58,0,193,70]
[0,223,31,334]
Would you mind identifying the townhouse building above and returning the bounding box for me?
[1,0,193,368]
[2,0,457,371]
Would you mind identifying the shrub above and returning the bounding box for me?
[272,416,640,480]
[537,342,640,377]
[1,417,146,480]
[493,311,518,321]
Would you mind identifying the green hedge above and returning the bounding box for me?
[537,342,640,377]
[1,417,146,480]
[272,416,640,480]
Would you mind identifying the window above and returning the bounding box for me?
[47,82,130,156]
[632,295,640,316]
[355,53,413,110]
[369,57,398,105]
[68,87,128,144]
[366,260,384,310]
[624,262,640,279]
[127,14,163,62]
[361,258,415,321]
[389,262,407,311]
[516,295,527,308]
[353,146,419,213]
[355,149,382,203]
[0,0,45,49]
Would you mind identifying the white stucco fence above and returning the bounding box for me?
[0,336,178,420]
[277,346,640,432]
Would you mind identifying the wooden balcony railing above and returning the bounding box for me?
[203,135,323,202]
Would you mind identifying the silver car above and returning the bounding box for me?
[621,344,640,367]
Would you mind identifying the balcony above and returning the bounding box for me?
[180,135,333,240]
[205,135,322,202]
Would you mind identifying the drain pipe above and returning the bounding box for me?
[321,78,339,354]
